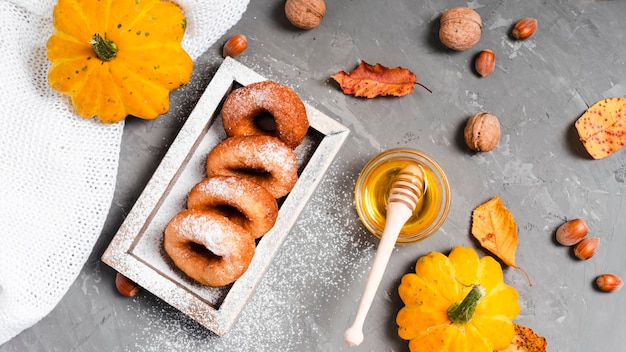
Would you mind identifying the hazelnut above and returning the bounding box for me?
[439,7,482,51]
[596,274,623,293]
[115,272,140,297]
[285,0,326,30]
[464,112,500,152]
[556,218,588,246]
[222,34,248,58]
[512,18,538,40]
[573,237,599,260]
[475,49,495,77]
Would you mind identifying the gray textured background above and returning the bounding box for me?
[3,0,626,351]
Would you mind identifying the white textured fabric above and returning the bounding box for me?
[0,0,249,345]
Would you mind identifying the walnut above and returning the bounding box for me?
[464,112,500,152]
[285,0,326,30]
[439,7,482,51]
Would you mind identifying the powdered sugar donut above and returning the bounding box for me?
[187,176,278,239]
[221,81,309,149]
[164,209,255,287]
[206,135,298,199]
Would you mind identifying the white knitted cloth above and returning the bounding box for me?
[0,0,249,345]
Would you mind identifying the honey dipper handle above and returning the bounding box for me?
[344,203,413,347]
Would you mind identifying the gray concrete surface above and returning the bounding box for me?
[3,0,626,351]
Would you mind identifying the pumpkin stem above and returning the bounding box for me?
[447,284,485,325]
[89,33,118,62]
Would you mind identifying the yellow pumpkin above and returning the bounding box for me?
[396,246,520,352]
[46,0,193,123]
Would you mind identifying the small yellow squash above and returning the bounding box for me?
[396,246,520,352]
[46,0,193,123]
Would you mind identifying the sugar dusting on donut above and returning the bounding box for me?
[187,176,279,239]
[248,85,291,115]
[226,83,286,118]
[249,136,295,167]
[221,81,309,148]
[193,175,244,199]
[164,210,256,287]
[206,135,298,198]
[177,211,230,257]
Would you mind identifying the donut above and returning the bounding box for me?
[206,135,298,199]
[221,80,309,149]
[164,209,255,287]
[187,176,278,239]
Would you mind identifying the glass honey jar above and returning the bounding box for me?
[354,148,451,244]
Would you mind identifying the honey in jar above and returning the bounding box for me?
[354,148,451,243]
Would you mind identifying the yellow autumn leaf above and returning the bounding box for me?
[575,97,626,159]
[471,196,531,285]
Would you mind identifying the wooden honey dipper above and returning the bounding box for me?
[344,163,427,347]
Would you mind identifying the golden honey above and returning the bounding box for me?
[354,148,451,243]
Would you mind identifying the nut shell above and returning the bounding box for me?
[464,112,500,152]
[596,274,623,292]
[439,7,482,51]
[475,49,495,77]
[573,237,599,260]
[222,34,248,58]
[556,218,588,246]
[115,272,140,297]
[285,0,326,30]
[512,18,538,40]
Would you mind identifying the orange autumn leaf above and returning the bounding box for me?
[330,61,431,98]
[471,196,531,285]
[575,97,626,159]
[495,324,547,352]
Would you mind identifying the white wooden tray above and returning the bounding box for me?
[101,57,350,335]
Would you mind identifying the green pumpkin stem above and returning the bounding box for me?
[90,33,118,62]
[447,284,485,325]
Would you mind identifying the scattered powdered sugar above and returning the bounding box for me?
[122,158,376,351]
[107,59,355,349]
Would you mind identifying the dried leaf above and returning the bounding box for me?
[575,97,626,159]
[330,61,430,98]
[495,324,547,352]
[472,196,517,266]
[471,196,531,285]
